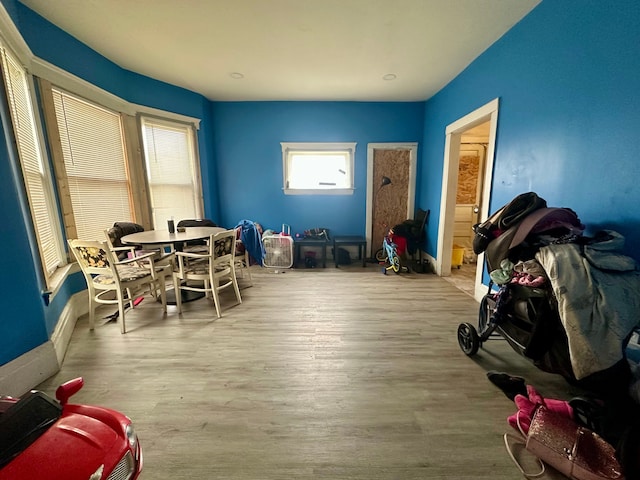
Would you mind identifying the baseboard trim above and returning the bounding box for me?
[0,291,87,396]
[51,291,85,366]
[423,252,436,273]
[0,342,58,396]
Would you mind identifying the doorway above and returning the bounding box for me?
[436,99,499,301]
[366,143,417,258]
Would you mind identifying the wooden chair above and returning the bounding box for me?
[172,229,242,318]
[104,229,175,301]
[177,219,217,253]
[105,225,175,266]
[234,227,253,287]
[68,238,170,333]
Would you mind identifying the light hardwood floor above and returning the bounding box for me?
[37,263,577,479]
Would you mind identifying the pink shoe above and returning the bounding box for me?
[508,393,537,434]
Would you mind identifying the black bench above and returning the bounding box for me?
[332,236,367,267]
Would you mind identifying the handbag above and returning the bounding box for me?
[504,405,625,480]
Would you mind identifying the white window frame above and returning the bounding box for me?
[50,87,134,242]
[140,116,203,228]
[281,142,356,195]
[0,44,66,289]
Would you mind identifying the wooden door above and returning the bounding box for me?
[371,149,410,254]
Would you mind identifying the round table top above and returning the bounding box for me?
[121,226,227,246]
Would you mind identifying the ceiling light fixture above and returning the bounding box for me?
[382,73,397,81]
[230,72,244,79]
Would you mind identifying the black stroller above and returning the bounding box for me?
[456,225,577,383]
[455,192,637,394]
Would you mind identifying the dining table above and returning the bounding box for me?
[121,226,226,305]
[121,226,226,252]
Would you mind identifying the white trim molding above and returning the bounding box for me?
[50,291,86,366]
[281,142,356,195]
[437,98,499,302]
[0,290,87,396]
[0,342,59,397]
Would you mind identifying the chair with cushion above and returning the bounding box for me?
[105,222,175,265]
[104,229,175,301]
[172,229,242,318]
[68,238,170,333]
[234,227,253,286]
[176,219,218,253]
[104,227,174,266]
[105,222,144,260]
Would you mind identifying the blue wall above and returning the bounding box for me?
[420,0,640,260]
[211,101,424,234]
[0,94,49,364]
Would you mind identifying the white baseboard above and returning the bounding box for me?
[51,291,86,366]
[0,291,87,396]
[423,251,436,272]
[0,342,59,396]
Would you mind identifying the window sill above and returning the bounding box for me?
[45,262,80,305]
[283,188,354,196]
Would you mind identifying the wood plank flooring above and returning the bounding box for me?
[37,264,578,479]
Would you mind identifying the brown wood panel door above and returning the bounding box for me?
[371,149,410,253]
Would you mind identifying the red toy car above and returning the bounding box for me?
[0,377,142,480]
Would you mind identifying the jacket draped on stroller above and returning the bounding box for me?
[458,192,640,395]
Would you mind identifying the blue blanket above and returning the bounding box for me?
[236,219,266,266]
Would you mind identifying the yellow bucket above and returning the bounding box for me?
[452,245,464,268]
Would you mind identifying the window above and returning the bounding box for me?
[0,46,65,280]
[140,117,202,227]
[281,142,356,195]
[51,88,133,241]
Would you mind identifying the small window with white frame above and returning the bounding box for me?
[281,142,356,195]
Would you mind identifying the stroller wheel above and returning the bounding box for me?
[457,322,480,356]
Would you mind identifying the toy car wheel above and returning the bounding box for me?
[375,249,386,262]
[457,322,480,356]
[391,254,402,274]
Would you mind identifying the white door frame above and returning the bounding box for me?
[436,99,499,301]
[366,143,418,257]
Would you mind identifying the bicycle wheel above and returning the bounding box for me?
[375,248,386,262]
[391,253,402,274]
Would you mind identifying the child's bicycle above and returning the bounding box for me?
[375,227,408,274]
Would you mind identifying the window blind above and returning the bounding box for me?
[52,88,133,241]
[0,47,63,276]
[141,118,201,228]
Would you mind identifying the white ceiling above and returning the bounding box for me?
[19,0,540,102]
